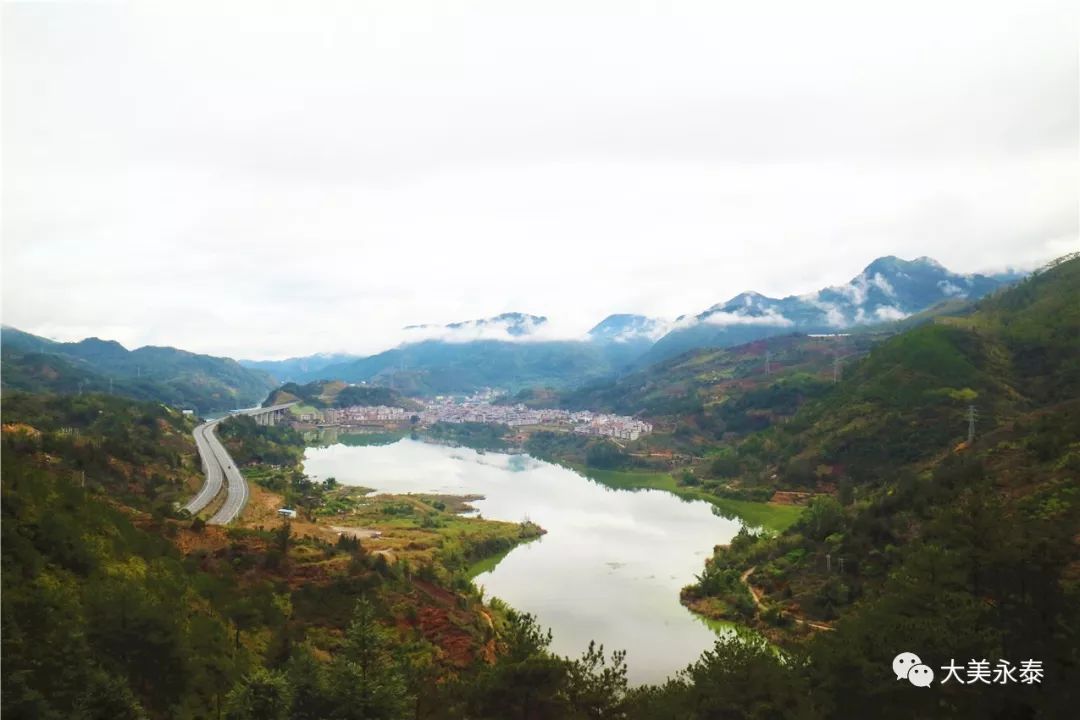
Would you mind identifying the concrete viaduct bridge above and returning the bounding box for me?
[183,402,297,525]
[251,403,294,427]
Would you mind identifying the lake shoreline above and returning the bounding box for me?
[302,437,763,683]
[302,432,805,652]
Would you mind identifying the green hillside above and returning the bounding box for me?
[742,252,1079,483]
[264,379,421,410]
[0,394,636,719]
[1,328,275,414]
[307,338,644,395]
[573,333,871,410]
[677,255,1080,717]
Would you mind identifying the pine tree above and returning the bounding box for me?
[327,597,412,720]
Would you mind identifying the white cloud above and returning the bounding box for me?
[874,306,909,322]
[869,273,897,298]
[2,0,1077,359]
[805,296,849,327]
[621,321,674,343]
[832,274,871,307]
[399,315,581,344]
[700,309,794,328]
[937,280,967,297]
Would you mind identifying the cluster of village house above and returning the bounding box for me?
[294,397,653,441]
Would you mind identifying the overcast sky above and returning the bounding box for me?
[3,0,1077,359]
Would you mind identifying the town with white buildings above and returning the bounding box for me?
[297,393,653,442]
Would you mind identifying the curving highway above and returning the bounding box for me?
[182,420,226,516]
[204,420,248,524]
[184,403,297,525]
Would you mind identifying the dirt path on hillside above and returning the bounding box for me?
[741,566,834,632]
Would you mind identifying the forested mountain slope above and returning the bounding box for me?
[1,327,275,413]
[0,394,635,719]
[678,254,1080,718]
[746,252,1079,484]
[263,379,420,410]
[305,338,642,395]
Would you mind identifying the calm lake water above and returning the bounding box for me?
[304,437,742,684]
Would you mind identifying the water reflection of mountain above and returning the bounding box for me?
[304,427,407,448]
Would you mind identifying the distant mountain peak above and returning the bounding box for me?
[78,337,128,350]
[641,255,1018,365]
[913,255,946,269]
[587,314,669,343]
[863,255,949,277]
[445,312,548,337]
[401,312,549,343]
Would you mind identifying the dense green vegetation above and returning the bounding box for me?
[724,254,1080,488]
[0,393,200,510]
[675,255,1080,716]
[218,415,306,467]
[1,395,253,718]
[1,327,275,414]
[553,333,878,457]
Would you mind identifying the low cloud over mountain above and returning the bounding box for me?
[249,255,1021,392]
[401,313,553,343]
[642,256,1011,363]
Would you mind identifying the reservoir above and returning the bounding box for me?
[303,437,743,684]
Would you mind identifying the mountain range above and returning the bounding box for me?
[0,256,1024,403]
[639,255,1013,364]
[244,256,1021,393]
[0,327,276,413]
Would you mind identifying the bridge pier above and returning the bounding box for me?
[242,403,295,428]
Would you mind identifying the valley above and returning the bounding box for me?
[3,254,1077,719]
[8,0,1079,713]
